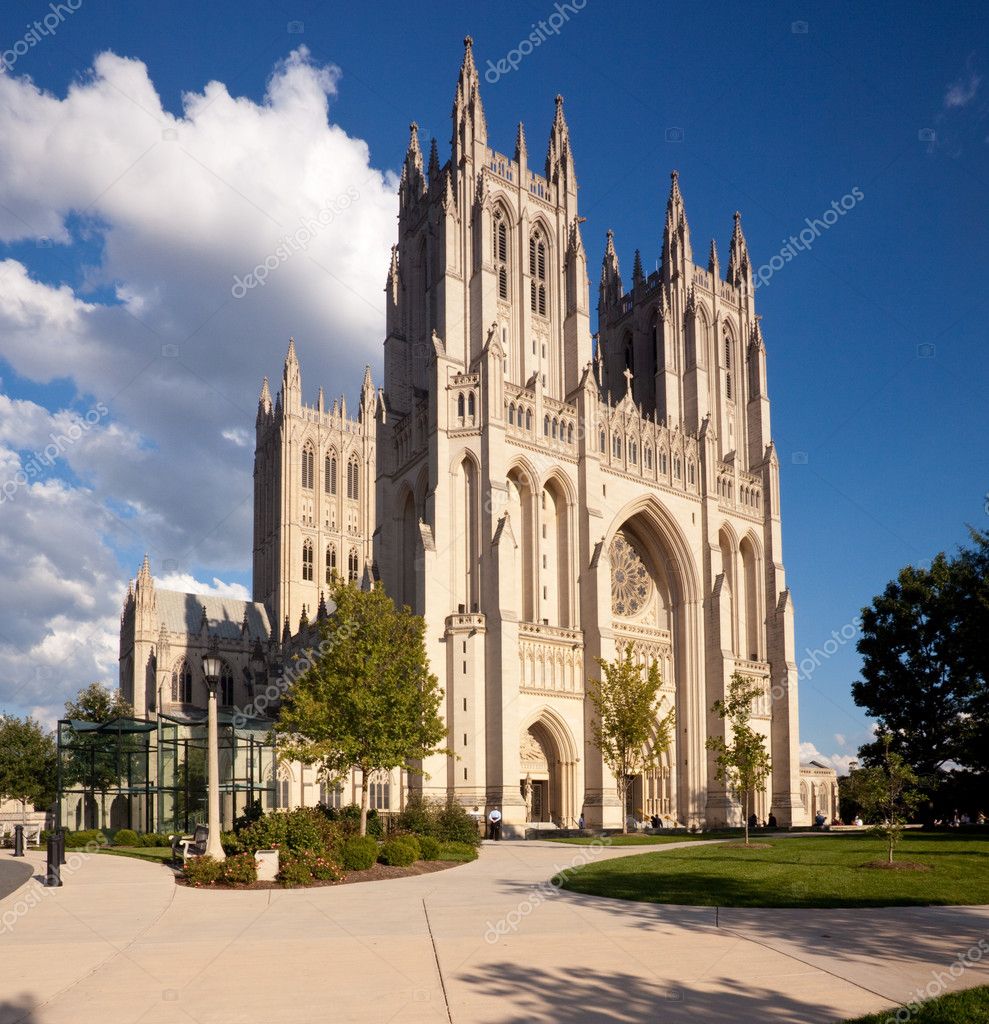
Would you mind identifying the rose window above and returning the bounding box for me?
[610,532,653,616]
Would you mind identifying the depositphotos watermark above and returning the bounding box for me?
[797,615,862,683]
[0,402,109,504]
[484,0,588,83]
[231,186,359,298]
[754,187,864,289]
[885,939,989,1023]
[0,0,83,73]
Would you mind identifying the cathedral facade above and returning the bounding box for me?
[120,38,818,831]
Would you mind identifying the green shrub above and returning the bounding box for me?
[417,835,441,860]
[379,837,418,867]
[395,833,421,859]
[438,841,479,863]
[64,829,106,849]
[237,807,339,854]
[276,850,341,886]
[137,832,171,848]
[113,828,139,847]
[340,835,378,871]
[220,852,257,885]
[233,798,263,833]
[394,792,435,836]
[309,852,343,882]
[278,852,314,887]
[220,830,244,855]
[183,855,223,886]
[331,803,383,838]
[434,802,482,847]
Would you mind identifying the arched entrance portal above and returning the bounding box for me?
[520,713,577,827]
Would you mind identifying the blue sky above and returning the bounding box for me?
[0,0,986,769]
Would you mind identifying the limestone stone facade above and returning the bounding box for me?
[118,37,821,831]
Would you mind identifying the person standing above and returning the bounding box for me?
[487,807,502,841]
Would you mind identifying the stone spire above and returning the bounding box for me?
[727,210,752,291]
[708,239,719,277]
[599,229,623,311]
[258,376,272,417]
[662,170,692,280]
[452,35,486,155]
[359,365,375,422]
[282,338,301,411]
[399,122,427,207]
[545,94,576,190]
[427,136,441,185]
[514,121,527,166]
[632,248,644,286]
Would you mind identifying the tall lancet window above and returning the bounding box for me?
[301,443,314,489]
[529,229,547,316]
[325,452,337,495]
[493,209,509,300]
[724,334,734,401]
[302,540,314,581]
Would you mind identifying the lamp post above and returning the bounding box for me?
[201,640,227,861]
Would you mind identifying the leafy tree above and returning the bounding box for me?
[0,715,57,813]
[847,733,921,863]
[64,682,133,722]
[706,673,772,846]
[62,683,136,828]
[852,531,988,784]
[275,580,449,836]
[588,646,674,834]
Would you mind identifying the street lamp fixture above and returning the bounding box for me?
[201,635,227,861]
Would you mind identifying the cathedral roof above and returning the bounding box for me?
[152,589,273,641]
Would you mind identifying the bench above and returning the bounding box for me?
[170,824,210,864]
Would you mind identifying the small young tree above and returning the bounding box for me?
[706,673,772,845]
[0,715,57,817]
[276,580,449,836]
[852,733,921,864]
[588,646,675,834]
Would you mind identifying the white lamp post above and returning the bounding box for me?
[201,642,227,862]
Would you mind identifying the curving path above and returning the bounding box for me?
[1,840,988,1024]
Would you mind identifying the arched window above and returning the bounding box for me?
[219,661,234,707]
[660,450,668,474]
[529,229,547,316]
[508,403,515,425]
[613,435,622,459]
[567,423,574,444]
[347,458,360,500]
[674,457,681,479]
[457,393,465,419]
[543,415,550,436]
[171,659,193,703]
[629,440,637,464]
[467,392,476,418]
[525,409,532,431]
[301,444,314,489]
[326,545,336,584]
[348,548,360,582]
[325,452,337,495]
[302,540,314,581]
[552,418,558,439]
[688,461,695,485]
[645,446,653,470]
[599,430,606,452]
[493,210,509,300]
[724,334,734,401]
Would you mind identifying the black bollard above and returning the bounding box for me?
[13,825,25,857]
[45,833,62,887]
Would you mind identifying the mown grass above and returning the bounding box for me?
[549,831,739,846]
[845,984,989,1022]
[97,846,175,865]
[557,833,989,908]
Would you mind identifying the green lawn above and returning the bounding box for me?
[549,832,739,846]
[845,985,989,1022]
[557,833,989,908]
[97,846,175,865]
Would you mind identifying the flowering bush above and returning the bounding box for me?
[277,849,343,886]
[220,853,257,885]
[183,855,223,887]
[237,807,340,854]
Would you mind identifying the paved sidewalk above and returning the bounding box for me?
[1,840,987,1023]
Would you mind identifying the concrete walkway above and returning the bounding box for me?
[1,840,987,1024]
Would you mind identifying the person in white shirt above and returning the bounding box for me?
[487,807,502,841]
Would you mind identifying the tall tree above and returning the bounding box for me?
[64,682,133,722]
[0,715,57,813]
[853,532,988,781]
[588,646,674,834]
[846,734,921,864]
[706,673,772,846]
[275,580,449,835]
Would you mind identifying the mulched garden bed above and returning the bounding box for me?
[174,857,459,890]
[860,859,931,872]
